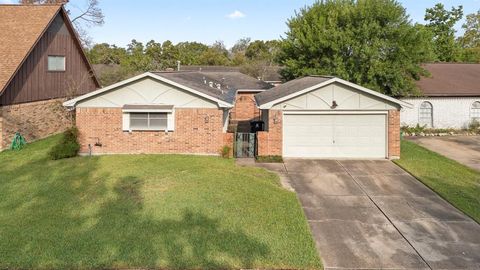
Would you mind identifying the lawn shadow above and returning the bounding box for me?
[75,175,270,269]
[0,150,270,269]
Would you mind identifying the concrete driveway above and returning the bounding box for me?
[408,136,480,171]
[285,159,480,270]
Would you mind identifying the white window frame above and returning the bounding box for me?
[122,109,175,132]
[47,55,66,72]
[471,101,480,121]
[419,101,433,128]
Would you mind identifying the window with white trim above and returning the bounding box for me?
[471,101,480,121]
[48,55,66,71]
[419,101,433,128]
[130,112,168,130]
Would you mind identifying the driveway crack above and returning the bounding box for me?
[336,160,433,270]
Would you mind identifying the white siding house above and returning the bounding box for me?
[400,63,480,129]
[400,97,480,129]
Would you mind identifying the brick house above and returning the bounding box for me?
[63,71,271,155]
[0,4,99,150]
[255,76,411,159]
[65,71,409,159]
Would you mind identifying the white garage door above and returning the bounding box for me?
[283,114,387,158]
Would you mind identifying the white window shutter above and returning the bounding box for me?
[167,111,175,131]
[122,112,130,131]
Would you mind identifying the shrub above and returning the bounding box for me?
[49,127,80,160]
[220,145,231,158]
[469,119,480,133]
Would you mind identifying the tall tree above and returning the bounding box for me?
[241,40,281,79]
[458,10,480,63]
[231,37,251,54]
[230,38,251,66]
[459,10,480,48]
[19,0,104,47]
[198,41,231,65]
[278,0,434,96]
[122,39,153,72]
[87,43,127,65]
[175,42,209,65]
[425,3,463,62]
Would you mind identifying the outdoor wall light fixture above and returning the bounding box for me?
[94,137,102,147]
[331,100,338,109]
[204,116,209,123]
[273,112,280,124]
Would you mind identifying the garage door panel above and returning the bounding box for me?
[283,114,386,158]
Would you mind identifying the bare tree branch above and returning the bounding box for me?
[18,0,104,47]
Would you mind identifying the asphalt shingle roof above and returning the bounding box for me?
[255,76,332,106]
[153,71,272,104]
[0,4,62,93]
[416,63,480,97]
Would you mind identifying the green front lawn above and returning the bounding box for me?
[0,135,321,269]
[394,140,480,223]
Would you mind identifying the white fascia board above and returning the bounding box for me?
[237,89,267,93]
[282,110,389,115]
[258,78,413,109]
[63,72,233,108]
[122,109,173,113]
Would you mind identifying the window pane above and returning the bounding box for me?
[419,102,433,127]
[130,113,148,119]
[472,102,480,119]
[149,119,167,129]
[48,56,65,71]
[130,118,148,129]
[149,113,168,119]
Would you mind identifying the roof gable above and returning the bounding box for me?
[63,72,234,108]
[0,4,99,94]
[256,76,412,109]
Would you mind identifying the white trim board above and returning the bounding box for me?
[282,110,389,115]
[258,77,412,109]
[63,72,233,108]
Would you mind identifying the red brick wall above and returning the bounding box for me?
[0,98,73,150]
[230,93,260,121]
[76,107,229,155]
[223,132,234,157]
[388,109,401,159]
[257,109,282,156]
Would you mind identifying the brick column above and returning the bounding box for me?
[388,109,401,159]
[257,109,282,156]
[223,132,234,157]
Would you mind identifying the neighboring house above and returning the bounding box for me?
[255,76,410,159]
[0,4,100,149]
[63,71,271,155]
[65,73,409,159]
[400,63,480,129]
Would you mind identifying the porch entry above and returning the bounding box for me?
[234,132,256,158]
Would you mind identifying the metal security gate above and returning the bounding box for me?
[235,133,256,158]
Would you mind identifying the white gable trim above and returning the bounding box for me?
[258,77,413,109]
[63,72,233,108]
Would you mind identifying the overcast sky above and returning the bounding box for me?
[2,0,479,47]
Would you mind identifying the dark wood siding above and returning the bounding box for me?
[1,13,98,105]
